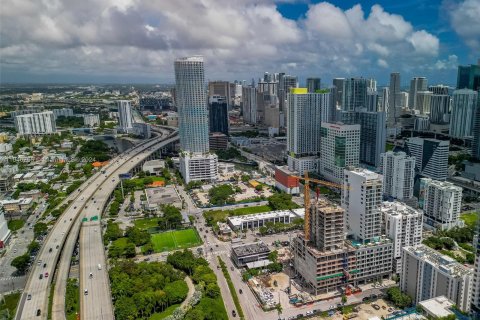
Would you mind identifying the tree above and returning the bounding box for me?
[83,163,94,176]
[386,287,412,308]
[208,184,235,205]
[341,294,347,304]
[267,193,298,210]
[185,309,205,320]
[205,283,221,298]
[11,254,30,274]
[33,222,48,238]
[268,250,278,263]
[124,242,136,258]
[276,303,283,316]
[27,241,40,255]
[125,226,151,246]
[164,280,188,304]
[255,184,263,191]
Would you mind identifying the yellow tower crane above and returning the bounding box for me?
[291,171,347,241]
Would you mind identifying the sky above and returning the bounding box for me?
[0,0,479,86]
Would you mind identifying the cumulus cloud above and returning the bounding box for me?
[0,0,443,82]
[447,0,480,51]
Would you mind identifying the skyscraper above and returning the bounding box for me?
[450,89,478,138]
[388,72,401,127]
[408,77,428,109]
[209,95,229,135]
[332,78,345,110]
[279,74,298,111]
[405,137,449,181]
[306,78,321,93]
[457,62,480,91]
[429,84,450,95]
[208,81,233,107]
[342,168,383,243]
[342,77,368,111]
[419,178,462,230]
[320,122,360,184]
[473,97,480,160]
[175,56,218,183]
[366,88,379,112]
[380,151,415,201]
[242,86,258,124]
[117,100,134,133]
[429,94,451,125]
[471,220,480,316]
[14,111,57,135]
[415,91,432,115]
[286,88,328,173]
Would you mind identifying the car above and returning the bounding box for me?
[74,206,77,209]
[306,311,313,316]
[296,314,304,319]
[37,261,41,266]
[13,249,17,253]
[44,272,49,278]
[89,273,93,278]
[388,308,394,312]
[39,274,43,280]
[372,304,380,310]
[43,263,46,268]
[27,294,32,300]
[370,294,378,299]
[84,289,88,295]
[362,297,369,302]
[239,289,243,294]
[36,309,41,316]
[232,310,236,317]
[56,245,59,249]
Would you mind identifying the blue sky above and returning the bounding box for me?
[0,0,479,85]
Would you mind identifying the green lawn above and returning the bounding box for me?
[204,204,272,226]
[148,303,180,320]
[0,291,21,319]
[149,229,202,253]
[461,212,478,228]
[7,219,25,232]
[112,237,129,249]
[134,217,161,231]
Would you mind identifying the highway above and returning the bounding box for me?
[16,127,178,320]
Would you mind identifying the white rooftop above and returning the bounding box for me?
[419,296,454,318]
[381,201,422,216]
[227,209,303,228]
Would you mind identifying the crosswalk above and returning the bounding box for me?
[0,276,24,281]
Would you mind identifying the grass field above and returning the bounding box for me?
[149,229,202,253]
[461,212,479,228]
[203,204,272,226]
[0,291,21,318]
[134,217,161,230]
[148,303,180,320]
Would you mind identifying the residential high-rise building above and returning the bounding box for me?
[457,62,480,91]
[450,89,478,138]
[332,78,345,110]
[429,84,450,95]
[388,72,401,127]
[175,56,218,183]
[405,137,449,181]
[306,78,321,93]
[82,114,100,127]
[401,245,473,313]
[342,78,368,111]
[242,86,258,124]
[419,178,462,230]
[52,108,74,119]
[208,81,233,107]
[471,219,480,316]
[366,88,379,112]
[117,100,134,133]
[380,151,415,201]
[286,88,327,174]
[257,80,277,96]
[414,115,430,131]
[278,74,298,112]
[14,111,56,135]
[429,94,451,124]
[380,87,389,113]
[409,77,428,109]
[382,201,423,274]
[319,122,360,184]
[415,91,432,115]
[473,97,480,160]
[342,168,383,243]
[208,95,229,135]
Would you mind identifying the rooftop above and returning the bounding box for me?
[418,296,454,318]
[232,242,270,257]
[420,178,462,191]
[381,201,422,217]
[227,209,304,228]
[345,167,381,180]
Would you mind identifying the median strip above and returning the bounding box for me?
[217,257,245,320]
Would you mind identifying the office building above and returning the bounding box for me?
[52,108,74,119]
[231,242,271,268]
[208,81,233,106]
[117,100,134,133]
[333,78,345,109]
[380,151,415,201]
[342,78,368,112]
[388,72,401,127]
[409,77,428,109]
[208,95,229,135]
[319,122,360,184]
[380,87,389,113]
[450,89,478,138]
[175,56,218,183]
[342,168,383,243]
[209,132,228,151]
[429,85,450,95]
[405,137,449,181]
[82,114,100,127]
[0,207,12,249]
[457,62,480,91]
[242,86,257,124]
[415,91,432,115]
[419,178,462,230]
[286,88,327,173]
[401,245,473,313]
[414,115,430,131]
[279,74,298,112]
[227,209,303,231]
[366,88,379,112]
[429,94,450,125]
[132,123,151,139]
[306,78,321,93]
[15,111,56,135]
[381,201,423,274]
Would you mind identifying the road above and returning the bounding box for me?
[16,127,179,320]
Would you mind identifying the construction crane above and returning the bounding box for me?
[291,171,347,241]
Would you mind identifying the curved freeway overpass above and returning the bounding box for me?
[16,127,179,320]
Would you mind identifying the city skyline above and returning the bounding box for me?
[1,0,479,84]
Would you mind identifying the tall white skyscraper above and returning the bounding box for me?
[286,88,328,173]
[174,56,218,183]
[408,77,428,109]
[342,168,383,243]
[380,151,415,201]
[319,122,360,184]
[242,86,258,124]
[419,178,463,230]
[405,137,449,181]
[117,100,134,133]
[14,111,56,135]
[415,91,433,115]
[450,89,478,138]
